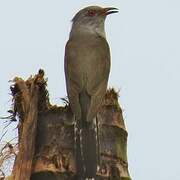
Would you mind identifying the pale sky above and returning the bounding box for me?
[0,0,180,179]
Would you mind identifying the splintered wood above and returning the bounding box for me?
[10,70,131,180]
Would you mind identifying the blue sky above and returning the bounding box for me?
[0,0,180,179]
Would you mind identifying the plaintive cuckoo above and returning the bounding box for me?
[64,6,118,179]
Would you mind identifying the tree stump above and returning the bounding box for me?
[10,70,131,180]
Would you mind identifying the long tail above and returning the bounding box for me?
[75,90,97,179]
[81,122,97,178]
[75,124,85,179]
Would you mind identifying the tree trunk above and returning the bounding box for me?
[10,70,131,180]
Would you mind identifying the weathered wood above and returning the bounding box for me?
[11,71,131,180]
[11,70,46,180]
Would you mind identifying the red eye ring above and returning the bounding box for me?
[87,10,96,17]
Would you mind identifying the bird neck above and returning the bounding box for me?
[70,21,106,39]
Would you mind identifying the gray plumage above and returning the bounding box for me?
[64,6,118,179]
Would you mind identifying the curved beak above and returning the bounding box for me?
[103,7,119,15]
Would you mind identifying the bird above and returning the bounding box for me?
[64,6,118,179]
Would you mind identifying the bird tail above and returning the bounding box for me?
[75,90,98,179]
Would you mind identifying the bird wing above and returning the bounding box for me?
[64,37,83,121]
[64,34,110,121]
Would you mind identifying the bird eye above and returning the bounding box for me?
[87,10,96,17]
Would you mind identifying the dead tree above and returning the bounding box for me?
[8,70,131,180]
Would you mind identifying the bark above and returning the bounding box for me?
[11,70,46,180]
[10,70,131,180]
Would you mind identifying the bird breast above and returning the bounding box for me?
[65,33,110,92]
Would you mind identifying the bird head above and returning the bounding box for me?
[72,6,118,23]
[70,6,118,38]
